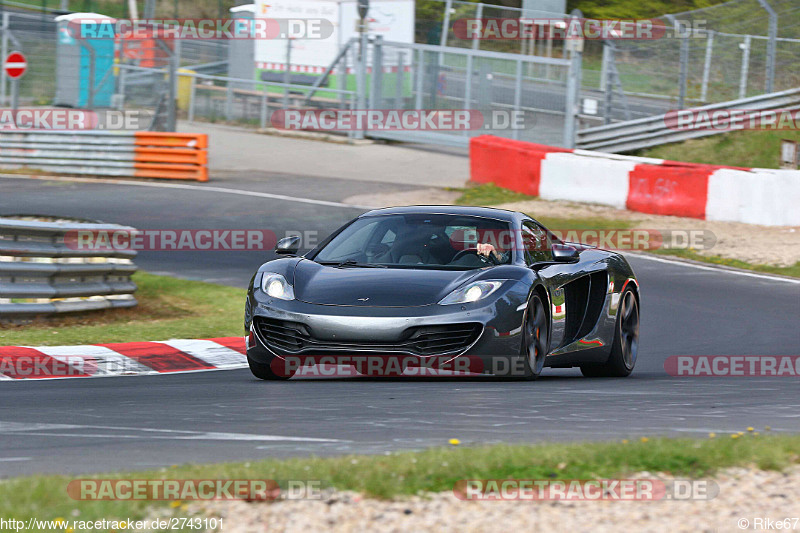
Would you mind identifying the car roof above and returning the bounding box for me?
[360,205,523,224]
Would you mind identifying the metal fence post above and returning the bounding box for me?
[188,75,196,122]
[439,0,452,49]
[739,35,751,99]
[395,50,404,109]
[757,0,777,93]
[415,49,424,110]
[563,26,582,148]
[1,13,8,106]
[512,58,522,140]
[283,38,292,110]
[464,51,473,110]
[700,30,714,102]
[370,35,383,110]
[355,28,367,140]
[260,84,268,129]
[678,35,689,109]
[471,3,483,51]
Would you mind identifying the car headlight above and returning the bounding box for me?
[260,273,295,301]
[439,281,503,305]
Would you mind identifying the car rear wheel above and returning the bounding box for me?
[520,294,548,380]
[581,287,639,378]
[248,356,295,380]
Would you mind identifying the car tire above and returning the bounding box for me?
[248,356,295,380]
[581,286,639,378]
[520,293,549,381]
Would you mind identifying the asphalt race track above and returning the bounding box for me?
[1,174,799,476]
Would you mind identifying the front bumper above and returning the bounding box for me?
[245,281,530,374]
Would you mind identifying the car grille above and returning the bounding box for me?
[254,317,482,356]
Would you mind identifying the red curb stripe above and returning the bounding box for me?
[0,346,92,379]
[208,337,247,355]
[96,341,214,373]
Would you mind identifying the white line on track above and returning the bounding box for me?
[626,252,800,285]
[0,173,372,210]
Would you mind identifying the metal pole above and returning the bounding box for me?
[225,84,233,121]
[439,0,452,49]
[677,35,689,109]
[1,13,9,106]
[414,49,423,110]
[512,59,522,140]
[369,35,383,110]
[87,45,96,109]
[471,3,482,51]
[563,12,583,149]
[700,31,714,102]
[356,24,367,139]
[283,39,292,110]
[757,0,777,93]
[739,35,751,99]
[10,78,18,111]
[260,85,268,129]
[464,52,473,110]
[603,42,614,125]
[188,75,196,122]
[394,50,404,109]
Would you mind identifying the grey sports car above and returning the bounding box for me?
[244,206,640,380]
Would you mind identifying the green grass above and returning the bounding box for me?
[636,130,800,170]
[452,183,537,206]
[0,272,245,346]
[0,433,796,523]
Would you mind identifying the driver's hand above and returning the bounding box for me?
[476,243,498,259]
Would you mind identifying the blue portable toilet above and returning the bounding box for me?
[54,13,117,108]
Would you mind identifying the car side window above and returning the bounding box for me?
[522,221,553,264]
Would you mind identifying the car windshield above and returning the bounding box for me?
[312,214,514,269]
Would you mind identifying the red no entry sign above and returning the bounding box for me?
[4,51,27,79]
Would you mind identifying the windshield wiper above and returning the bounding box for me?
[317,260,387,268]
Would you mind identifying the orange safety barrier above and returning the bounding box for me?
[132,132,209,182]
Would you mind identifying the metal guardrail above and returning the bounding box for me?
[0,130,209,181]
[0,217,138,319]
[576,88,800,153]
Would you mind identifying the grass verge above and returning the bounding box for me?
[0,272,245,346]
[634,130,800,170]
[0,433,796,523]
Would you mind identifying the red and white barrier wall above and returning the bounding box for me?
[470,135,800,226]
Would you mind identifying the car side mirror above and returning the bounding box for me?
[275,235,301,255]
[552,243,580,263]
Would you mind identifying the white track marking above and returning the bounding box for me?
[0,457,31,462]
[159,339,247,369]
[1,422,346,442]
[35,345,153,376]
[0,173,371,209]
[626,252,800,285]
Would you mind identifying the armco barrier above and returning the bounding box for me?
[0,217,138,319]
[0,131,208,181]
[470,135,800,227]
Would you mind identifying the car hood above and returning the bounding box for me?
[292,259,482,307]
